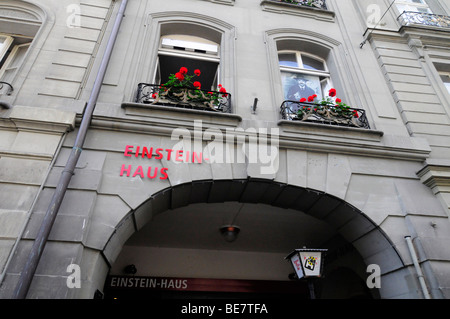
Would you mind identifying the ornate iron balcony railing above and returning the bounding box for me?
[135,83,232,113]
[277,0,327,10]
[398,11,450,29]
[0,81,13,96]
[280,100,370,129]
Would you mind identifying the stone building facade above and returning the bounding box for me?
[0,0,449,299]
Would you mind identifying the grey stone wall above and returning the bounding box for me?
[0,0,449,299]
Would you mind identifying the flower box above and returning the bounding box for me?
[276,0,327,10]
[136,67,231,113]
[280,88,370,129]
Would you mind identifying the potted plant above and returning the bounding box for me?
[277,0,326,9]
[151,67,229,111]
[296,88,361,125]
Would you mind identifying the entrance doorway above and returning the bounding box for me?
[102,179,393,299]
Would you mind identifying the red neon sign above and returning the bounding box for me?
[120,145,205,180]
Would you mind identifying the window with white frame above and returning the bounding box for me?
[0,35,13,61]
[0,34,32,84]
[278,50,332,101]
[155,34,220,90]
[395,0,432,14]
[0,1,42,88]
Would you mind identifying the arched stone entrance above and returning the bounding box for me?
[100,178,404,299]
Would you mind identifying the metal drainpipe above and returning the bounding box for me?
[12,0,129,299]
[405,236,431,299]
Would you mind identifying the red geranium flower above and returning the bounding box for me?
[300,98,307,102]
[336,98,342,103]
[353,110,359,118]
[179,67,188,74]
[194,69,201,76]
[175,72,184,81]
[329,88,337,97]
[219,87,227,93]
[307,95,315,102]
[193,81,201,89]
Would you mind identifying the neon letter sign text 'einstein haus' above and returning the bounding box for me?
[119,145,206,180]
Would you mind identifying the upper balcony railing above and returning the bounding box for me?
[135,83,232,114]
[397,11,450,29]
[280,100,370,129]
[275,0,328,10]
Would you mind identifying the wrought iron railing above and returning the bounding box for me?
[277,0,327,10]
[135,83,232,113]
[0,81,13,96]
[280,100,370,129]
[398,11,450,29]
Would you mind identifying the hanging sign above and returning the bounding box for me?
[105,276,307,294]
[286,248,327,279]
[289,252,304,279]
[298,251,323,277]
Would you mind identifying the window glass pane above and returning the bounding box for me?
[320,77,331,97]
[278,53,299,68]
[301,55,325,71]
[403,0,426,4]
[279,50,331,101]
[281,71,324,101]
[440,74,450,94]
[0,36,7,51]
[161,35,218,55]
[1,43,29,82]
[396,0,432,13]
[397,4,428,12]
[158,33,221,92]
[157,54,219,90]
[0,36,13,63]
[416,7,431,13]
[444,83,450,94]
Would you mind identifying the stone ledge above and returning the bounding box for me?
[9,105,76,133]
[279,119,384,139]
[417,161,450,195]
[120,102,242,130]
[278,120,431,161]
[205,0,234,5]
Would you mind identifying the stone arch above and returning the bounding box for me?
[101,178,404,298]
[0,0,54,50]
[0,0,47,24]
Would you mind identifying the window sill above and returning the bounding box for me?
[121,102,242,131]
[260,0,335,22]
[205,0,235,5]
